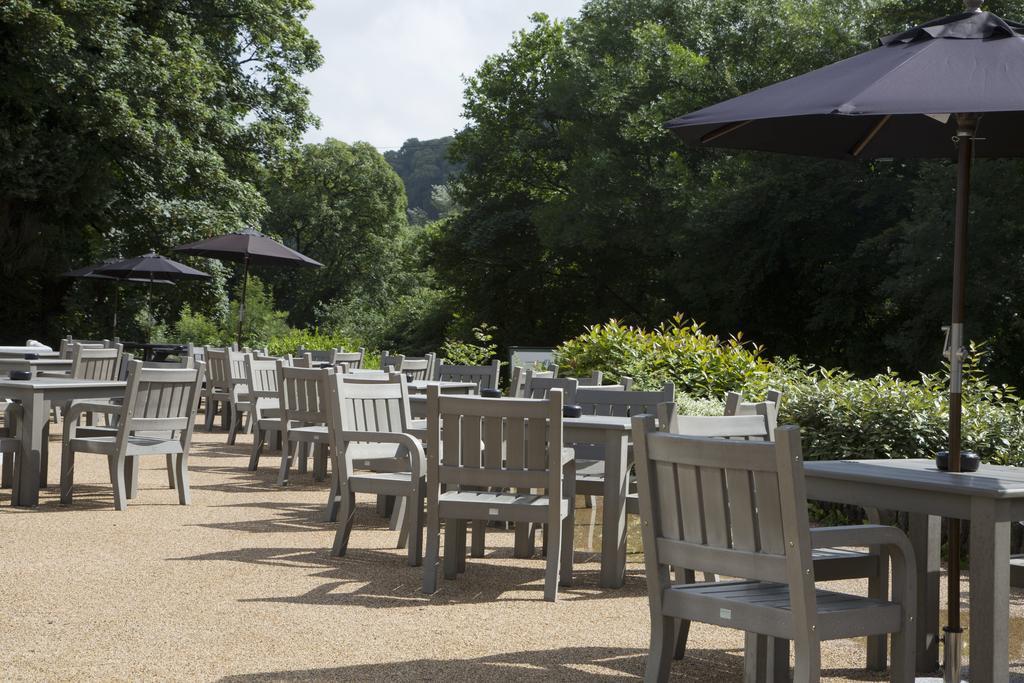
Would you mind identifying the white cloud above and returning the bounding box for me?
[300,0,585,150]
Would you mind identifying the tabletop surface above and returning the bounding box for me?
[563,414,632,430]
[805,458,1024,498]
[0,359,72,366]
[0,377,126,391]
[408,380,477,390]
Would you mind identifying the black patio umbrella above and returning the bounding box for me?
[62,261,174,333]
[666,3,1024,678]
[172,227,322,346]
[93,251,211,338]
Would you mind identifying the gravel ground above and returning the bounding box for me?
[2,418,1023,681]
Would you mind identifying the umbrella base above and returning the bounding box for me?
[942,626,964,683]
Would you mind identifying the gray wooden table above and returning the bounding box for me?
[805,458,1024,681]
[407,381,478,419]
[0,377,125,506]
[563,414,632,588]
[0,359,73,377]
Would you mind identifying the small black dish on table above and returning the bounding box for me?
[935,450,981,472]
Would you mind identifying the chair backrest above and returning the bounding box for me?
[657,402,772,441]
[522,372,579,404]
[435,359,501,390]
[291,352,314,368]
[426,386,565,493]
[329,372,411,434]
[632,418,813,609]
[244,354,280,404]
[509,366,557,398]
[61,336,108,359]
[388,353,435,380]
[576,382,675,417]
[574,370,604,386]
[227,349,248,391]
[116,360,204,449]
[297,346,338,364]
[725,390,781,436]
[142,356,194,369]
[276,361,334,425]
[70,343,123,381]
[204,347,232,392]
[334,347,366,369]
[188,344,206,365]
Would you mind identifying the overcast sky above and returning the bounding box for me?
[300,1,585,151]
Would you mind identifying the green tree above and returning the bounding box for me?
[384,137,461,222]
[0,0,321,343]
[262,139,410,326]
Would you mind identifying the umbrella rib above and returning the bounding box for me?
[850,114,892,157]
[700,119,752,143]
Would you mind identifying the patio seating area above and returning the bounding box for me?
[4,416,1009,682]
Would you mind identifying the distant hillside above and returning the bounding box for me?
[384,137,460,221]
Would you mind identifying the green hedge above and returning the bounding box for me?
[556,316,1024,465]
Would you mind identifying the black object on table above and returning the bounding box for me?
[563,404,583,418]
[480,388,502,398]
[936,450,981,472]
[8,370,31,381]
[120,342,188,362]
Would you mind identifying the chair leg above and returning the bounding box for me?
[673,568,696,660]
[405,481,425,567]
[2,448,14,488]
[60,449,74,504]
[331,486,356,557]
[204,397,215,431]
[312,443,327,482]
[646,615,676,683]
[422,507,441,594]
[220,401,230,430]
[124,457,139,499]
[174,453,190,505]
[470,520,486,557]
[324,467,341,522]
[791,636,820,683]
[108,454,127,511]
[277,442,294,486]
[166,453,177,489]
[298,442,309,473]
[443,518,460,580]
[544,517,562,602]
[867,565,889,671]
[559,466,575,588]
[392,495,408,547]
[514,520,533,558]
[455,519,468,574]
[248,424,264,471]
[39,420,49,488]
[227,403,239,445]
[243,409,253,434]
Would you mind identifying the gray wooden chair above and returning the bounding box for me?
[276,362,334,485]
[382,351,436,380]
[0,402,22,489]
[224,349,252,445]
[325,372,426,565]
[508,365,557,398]
[60,361,204,510]
[203,347,231,431]
[521,373,579,402]
[422,386,575,601]
[434,359,501,390]
[574,370,604,386]
[290,352,314,368]
[296,346,338,365]
[632,418,916,683]
[246,354,283,472]
[334,347,366,369]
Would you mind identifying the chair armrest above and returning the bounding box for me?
[66,402,122,423]
[810,524,910,553]
[561,447,575,466]
[36,370,71,378]
[338,431,426,478]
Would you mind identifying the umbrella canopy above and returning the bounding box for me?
[172,228,321,346]
[667,4,1024,678]
[172,227,322,267]
[62,260,176,334]
[668,9,1024,158]
[94,251,210,281]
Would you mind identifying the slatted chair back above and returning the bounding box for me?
[188,344,206,366]
[297,347,338,364]
[203,347,232,393]
[657,402,773,441]
[334,347,366,369]
[117,361,205,446]
[509,366,557,398]
[290,352,314,368]
[380,350,401,372]
[575,371,604,386]
[142,356,194,369]
[276,362,333,426]
[576,382,675,417]
[398,355,435,380]
[60,336,108,359]
[435,359,501,390]
[332,372,411,434]
[226,349,248,397]
[70,343,123,381]
[522,373,579,404]
[633,418,813,612]
[427,388,565,494]
[245,355,280,405]
[725,390,781,436]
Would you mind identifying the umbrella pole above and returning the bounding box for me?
[943,112,976,683]
[112,283,119,336]
[237,256,249,348]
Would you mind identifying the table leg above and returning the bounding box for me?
[968,498,1010,683]
[12,393,45,506]
[908,512,941,673]
[599,431,628,588]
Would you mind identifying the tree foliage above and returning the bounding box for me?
[0,0,321,342]
[384,137,461,223]
[261,139,410,327]
[431,0,1024,385]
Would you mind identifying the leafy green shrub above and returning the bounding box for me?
[441,323,498,366]
[172,305,226,346]
[556,317,1024,466]
[266,328,363,359]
